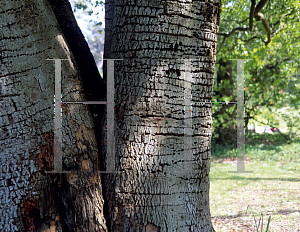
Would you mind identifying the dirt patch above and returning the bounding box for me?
[212,216,254,232]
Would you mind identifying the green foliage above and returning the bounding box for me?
[74,2,88,12]
[72,0,104,26]
[95,1,104,7]
[70,0,105,77]
[215,0,300,142]
[277,107,300,136]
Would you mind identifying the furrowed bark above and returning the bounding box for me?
[0,0,107,231]
[103,0,221,231]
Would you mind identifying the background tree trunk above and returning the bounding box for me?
[103,0,221,231]
[214,59,237,144]
[0,0,106,231]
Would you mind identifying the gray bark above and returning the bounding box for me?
[103,0,221,231]
[0,0,106,231]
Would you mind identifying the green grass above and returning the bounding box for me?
[211,133,300,162]
[210,133,300,231]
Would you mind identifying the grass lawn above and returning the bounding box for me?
[210,133,300,231]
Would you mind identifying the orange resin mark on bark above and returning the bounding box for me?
[37,132,54,174]
[82,159,90,170]
[21,198,39,231]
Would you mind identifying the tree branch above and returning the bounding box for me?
[219,1,297,48]
[254,0,269,15]
[240,8,297,45]
[255,12,271,45]
[240,35,267,44]
[252,0,272,45]
[216,34,238,54]
[219,0,274,46]
[235,18,249,24]
[249,0,256,31]
[252,117,290,141]
[218,27,249,37]
[270,8,296,27]
[264,57,292,70]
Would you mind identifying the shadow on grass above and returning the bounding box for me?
[210,177,300,182]
[211,212,244,219]
[275,209,300,215]
[212,209,300,219]
[212,132,300,161]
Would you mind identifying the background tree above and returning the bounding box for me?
[213,0,300,144]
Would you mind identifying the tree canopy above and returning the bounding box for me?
[214,0,300,141]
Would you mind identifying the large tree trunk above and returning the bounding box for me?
[0,0,107,231]
[103,0,221,231]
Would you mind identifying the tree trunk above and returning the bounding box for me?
[0,0,107,231]
[103,0,221,231]
[214,59,236,144]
